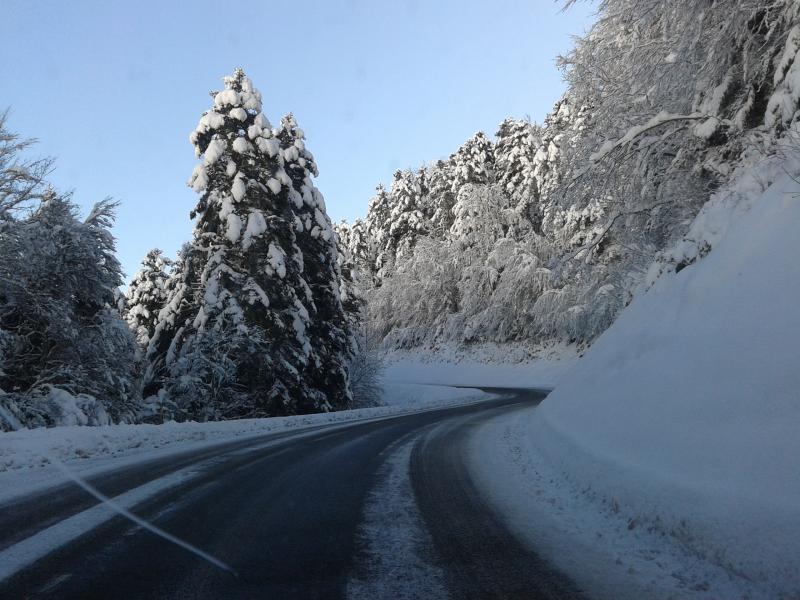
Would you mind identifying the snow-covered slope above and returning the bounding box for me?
[518,169,800,595]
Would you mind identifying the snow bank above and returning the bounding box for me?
[0,386,491,504]
[527,171,800,595]
[469,408,770,600]
[384,341,580,389]
[380,382,487,407]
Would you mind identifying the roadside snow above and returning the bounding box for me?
[469,408,771,600]
[470,168,800,598]
[0,385,491,505]
[384,341,580,389]
[381,382,487,408]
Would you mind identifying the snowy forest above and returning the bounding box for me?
[340,0,800,351]
[2,0,800,430]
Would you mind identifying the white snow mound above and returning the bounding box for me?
[536,172,800,593]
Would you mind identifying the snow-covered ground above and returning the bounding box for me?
[0,383,492,505]
[384,341,580,389]
[469,165,800,598]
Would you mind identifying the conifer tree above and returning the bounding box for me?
[426,160,457,235]
[494,118,541,233]
[387,169,429,260]
[124,249,172,347]
[364,184,394,282]
[275,112,352,410]
[336,218,372,284]
[332,223,364,333]
[450,131,495,191]
[149,69,343,418]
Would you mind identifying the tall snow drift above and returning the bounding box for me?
[536,171,800,592]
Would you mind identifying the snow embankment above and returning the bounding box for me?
[0,384,490,504]
[471,168,800,598]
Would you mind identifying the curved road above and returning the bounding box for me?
[0,389,583,599]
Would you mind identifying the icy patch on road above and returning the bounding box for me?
[347,440,449,600]
[468,407,773,600]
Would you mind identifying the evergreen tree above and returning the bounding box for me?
[450,131,495,191]
[364,184,393,282]
[275,112,353,410]
[494,118,541,233]
[426,159,457,235]
[150,68,340,419]
[494,118,538,198]
[336,218,372,285]
[333,223,364,327]
[387,169,429,260]
[124,249,172,347]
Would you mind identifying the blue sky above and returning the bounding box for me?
[1,0,595,280]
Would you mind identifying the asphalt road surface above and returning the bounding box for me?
[0,388,584,599]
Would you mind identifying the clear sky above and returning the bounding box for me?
[1,0,596,280]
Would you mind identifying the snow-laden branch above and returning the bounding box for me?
[589,111,707,163]
[561,200,672,265]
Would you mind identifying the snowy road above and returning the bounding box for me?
[0,389,582,599]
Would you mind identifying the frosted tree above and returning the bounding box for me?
[336,218,373,285]
[150,69,343,419]
[0,193,138,428]
[124,249,172,347]
[426,159,456,235]
[334,224,385,407]
[557,0,800,255]
[494,117,541,233]
[450,131,495,191]
[275,112,353,410]
[364,184,394,282]
[342,0,800,355]
[333,222,365,321]
[0,110,54,221]
[386,169,429,260]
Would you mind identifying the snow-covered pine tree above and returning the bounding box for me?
[494,117,541,233]
[336,218,373,286]
[450,131,495,192]
[386,169,429,260]
[333,223,364,326]
[426,159,456,236]
[124,249,172,347]
[275,112,352,410]
[364,184,393,282]
[150,68,343,419]
[143,242,197,401]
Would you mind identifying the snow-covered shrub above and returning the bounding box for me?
[0,386,110,431]
[0,162,138,428]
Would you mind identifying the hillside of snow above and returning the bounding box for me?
[500,166,800,596]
